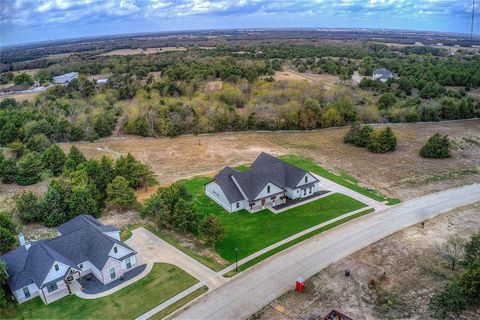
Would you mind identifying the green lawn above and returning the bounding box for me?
[0,263,198,320]
[278,155,400,205]
[224,208,375,276]
[180,177,367,262]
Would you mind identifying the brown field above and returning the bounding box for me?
[99,47,187,56]
[204,80,223,92]
[253,202,480,320]
[263,68,339,90]
[60,120,480,201]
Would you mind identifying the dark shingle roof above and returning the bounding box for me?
[0,215,134,291]
[212,152,318,203]
[57,215,118,235]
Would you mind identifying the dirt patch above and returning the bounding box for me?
[99,47,187,56]
[204,80,223,92]
[61,120,480,202]
[263,67,340,90]
[252,202,480,320]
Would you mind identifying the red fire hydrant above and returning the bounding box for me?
[295,277,306,293]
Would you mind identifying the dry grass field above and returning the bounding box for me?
[60,120,480,201]
[0,91,41,102]
[252,202,480,320]
[263,68,340,90]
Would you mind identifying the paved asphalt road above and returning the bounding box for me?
[173,183,480,320]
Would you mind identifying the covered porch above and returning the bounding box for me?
[247,192,287,213]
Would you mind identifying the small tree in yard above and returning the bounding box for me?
[420,133,451,159]
[199,214,225,250]
[42,144,67,176]
[16,191,40,223]
[106,176,137,209]
[16,151,43,185]
[343,122,373,147]
[440,237,465,271]
[367,127,397,153]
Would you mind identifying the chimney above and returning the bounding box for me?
[18,233,26,246]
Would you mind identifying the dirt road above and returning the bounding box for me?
[172,183,480,320]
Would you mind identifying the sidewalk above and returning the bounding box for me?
[219,205,375,275]
[136,282,206,320]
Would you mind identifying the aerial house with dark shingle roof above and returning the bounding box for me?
[205,152,321,213]
[0,215,137,304]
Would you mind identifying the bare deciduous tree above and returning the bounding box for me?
[439,237,466,271]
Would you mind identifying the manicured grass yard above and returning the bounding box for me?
[181,177,367,262]
[0,263,198,320]
[278,155,400,205]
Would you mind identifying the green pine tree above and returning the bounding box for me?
[42,144,67,176]
[16,151,43,185]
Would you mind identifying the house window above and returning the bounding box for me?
[236,202,240,208]
[109,268,116,280]
[23,287,30,298]
[305,176,308,183]
[125,257,132,269]
[47,283,58,293]
[113,247,118,254]
[54,264,59,271]
[267,185,270,194]
[309,187,312,194]
[303,189,307,196]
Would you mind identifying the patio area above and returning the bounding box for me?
[271,190,330,212]
[78,264,147,294]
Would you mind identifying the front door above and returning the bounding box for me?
[23,287,30,298]
[261,198,265,207]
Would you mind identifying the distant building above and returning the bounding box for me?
[372,68,396,83]
[96,78,108,84]
[414,42,424,46]
[53,72,79,84]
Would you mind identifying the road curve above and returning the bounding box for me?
[172,183,480,320]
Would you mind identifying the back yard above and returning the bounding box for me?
[0,263,198,320]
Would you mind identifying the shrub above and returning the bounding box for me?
[68,185,100,218]
[0,158,17,183]
[420,133,451,159]
[378,93,397,110]
[39,182,68,227]
[13,73,34,86]
[68,145,86,168]
[16,151,43,185]
[343,122,373,147]
[367,127,397,153]
[16,191,40,223]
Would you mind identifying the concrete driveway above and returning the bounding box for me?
[172,183,480,320]
[125,227,228,289]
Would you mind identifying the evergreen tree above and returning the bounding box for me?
[0,261,7,307]
[16,151,43,185]
[0,213,18,254]
[367,127,397,153]
[463,233,480,268]
[68,185,100,219]
[0,158,17,183]
[7,141,25,159]
[39,181,68,227]
[115,153,156,188]
[106,176,137,208]
[140,193,170,228]
[199,214,225,250]
[42,144,67,176]
[16,191,40,223]
[420,133,451,159]
[26,133,51,153]
[68,145,86,168]
[172,198,198,232]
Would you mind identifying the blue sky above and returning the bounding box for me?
[1,0,478,46]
